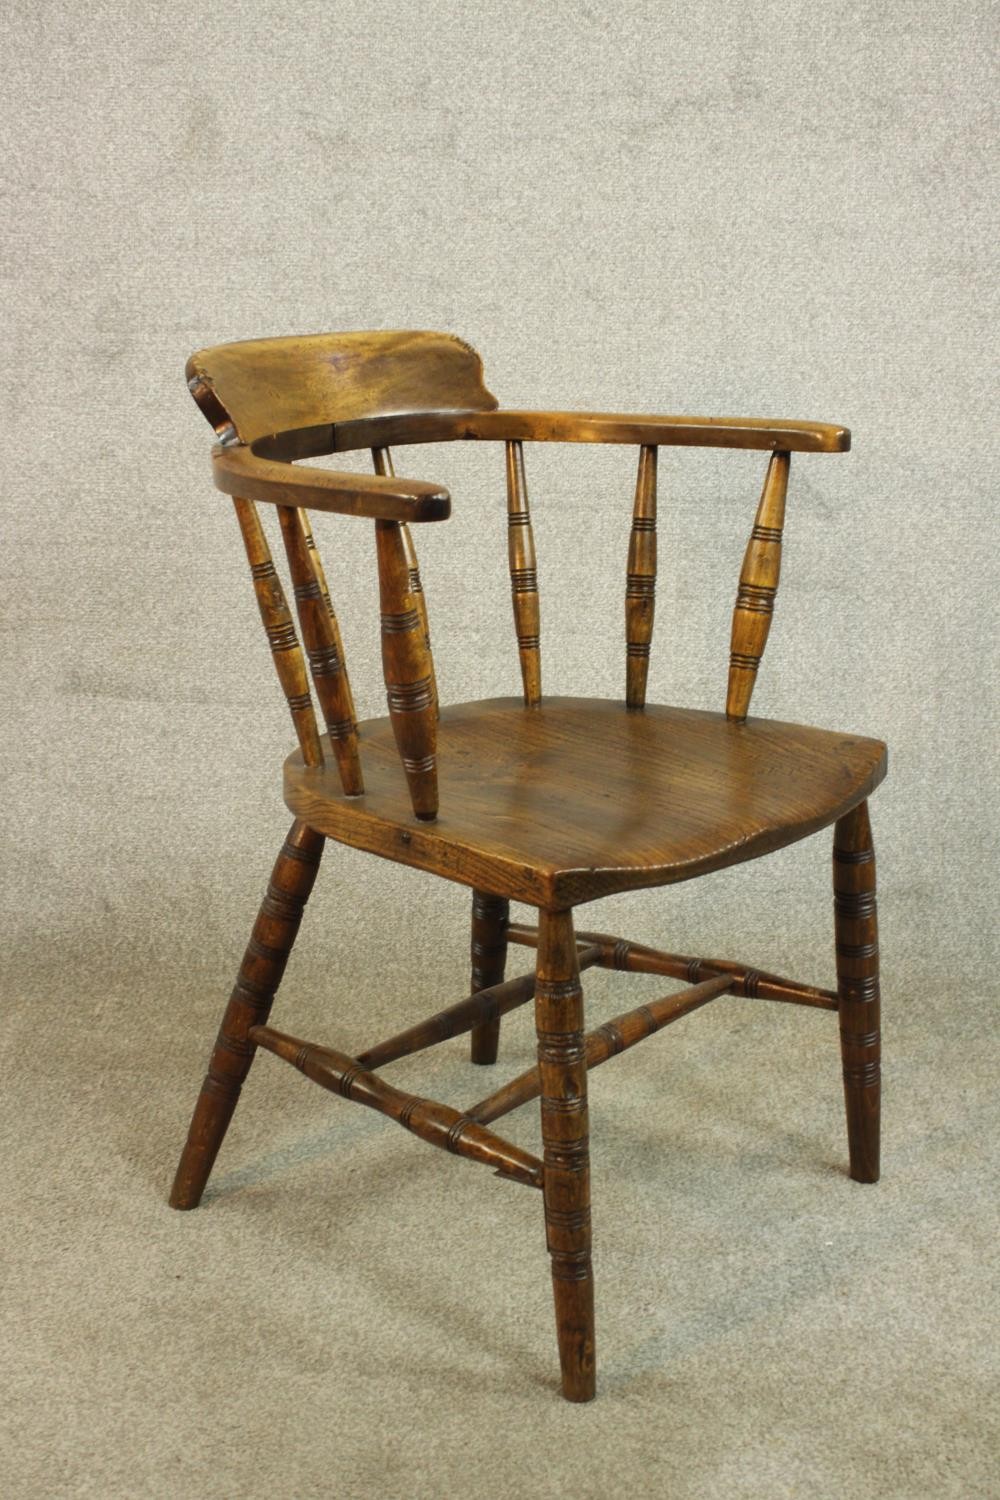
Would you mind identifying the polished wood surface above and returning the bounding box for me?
[247,1023,544,1190]
[232,497,324,769]
[727,450,790,721]
[469,970,736,1125]
[506,440,542,706]
[536,909,595,1402]
[172,328,883,1403]
[323,407,851,455]
[506,922,840,1009]
[211,441,451,523]
[355,945,602,1072]
[278,505,364,797]
[285,697,886,907]
[186,329,498,446]
[170,820,324,1210]
[300,509,357,731]
[469,890,510,1065]
[372,446,439,716]
[375,518,438,819]
[834,800,881,1182]
[625,444,657,709]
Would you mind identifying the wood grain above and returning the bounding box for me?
[186,329,498,447]
[469,971,734,1124]
[285,697,886,905]
[372,445,438,716]
[278,505,364,796]
[834,800,881,1182]
[375,519,438,819]
[178,328,878,1405]
[248,1024,544,1189]
[324,408,851,456]
[356,945,602,1071]
[625,444,657,709]
[506,440,541,706]
[536,909,595,1402]
[727,451,790,721]
[231,497,324,768]
[469,890,510,1065]
[506,924,839,1008]
[299,509,357,732]
[169,820,324,1209]
[212,442,451,523]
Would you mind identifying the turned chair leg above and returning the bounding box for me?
[536,908,596,1401]
[469,889,510,1064]
[833,800,881,1183]
[169,819,325,1209]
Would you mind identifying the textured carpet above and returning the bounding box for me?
[2,1,997,1496]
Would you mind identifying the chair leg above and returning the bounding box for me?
[169,819,325,1210]
[536,908,596,1401]
[469,889,510,1064]
[833,800,881,1183]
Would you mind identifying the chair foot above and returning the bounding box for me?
[469,890,509,1064]
[168,820,324,1210]
[536,908,596,1401]
[833,801,881,1184]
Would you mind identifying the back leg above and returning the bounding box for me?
[469,890,510,1064]
[833,800,881,1183]
[169,819,324,1209]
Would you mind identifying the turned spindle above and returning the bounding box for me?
[299,509,357,732]
[506,923,839,1009]
[375,518,438,819]
[357,946,602,1072]
[727,450,790,721]
[625,444,657,709]
[248,1024,544,1189]
[169,820,324,1209]
[277,505,364,796]
[469,970,734,1125]
[372,446,439,717]
[506,439,541,706]
[232,498,324,768]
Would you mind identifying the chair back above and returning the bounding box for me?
[187,330,830,820]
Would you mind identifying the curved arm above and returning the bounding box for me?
[327,408,850,455]
[210,443,451,522]
[468,410,850,453]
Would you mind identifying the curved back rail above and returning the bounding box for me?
[188,332,849,819]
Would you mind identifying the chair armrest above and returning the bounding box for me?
[211,443,451,522]
[454,410,851,453]
[325,409,851,455]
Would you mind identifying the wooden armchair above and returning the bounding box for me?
[169,331,886,1402]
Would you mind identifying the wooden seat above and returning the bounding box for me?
[169,330,886,1404]
[286,697,886,906]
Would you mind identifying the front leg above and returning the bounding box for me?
[169,819,324,1209]
[536,908,596,1401]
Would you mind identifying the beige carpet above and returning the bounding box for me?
[2,0,997,1494]
[3,709,996,1498]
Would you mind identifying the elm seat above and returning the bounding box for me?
[285,697,887,907]
[169,328,886,1405]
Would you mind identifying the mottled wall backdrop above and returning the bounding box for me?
[4,0,994,982]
